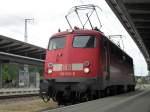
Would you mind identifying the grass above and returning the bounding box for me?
[0,98,57,112]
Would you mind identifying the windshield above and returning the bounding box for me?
[73,36,96,48]
[48,37,66,50]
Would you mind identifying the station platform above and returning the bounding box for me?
[0,88,39,97]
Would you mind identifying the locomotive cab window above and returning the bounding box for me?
[73,36,96,48]
[48,37,66,50]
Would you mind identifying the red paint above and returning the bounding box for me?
[44,29,102,79]
[44,29,134,85]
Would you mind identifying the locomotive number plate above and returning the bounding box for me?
[60,72,76,76]
[62,64,72,71]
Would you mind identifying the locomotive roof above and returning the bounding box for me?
[51,28,133,61]
[51,29,104,37]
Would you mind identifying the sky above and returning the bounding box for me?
[0,0,148,76]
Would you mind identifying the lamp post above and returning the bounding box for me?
[24,18,34,88]
[24,18,34,42]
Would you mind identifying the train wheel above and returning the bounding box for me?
[105,87,111,96]
[55,92,64,106]
[87,90,92,101]
[123,85,128,93]
[70,92,78,104]
[132,85,135,91]
[112,86,117,95]
[79,92,89,102]
[128,85,135,92]
[82,93,89,102]
[99,90,105,98]
[97,90,101,99]
[92,90,100,100]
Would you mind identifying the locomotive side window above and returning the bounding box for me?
[73,36,96,48]
[48,37,66,50]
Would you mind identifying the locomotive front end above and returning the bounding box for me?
[40,30,101,104]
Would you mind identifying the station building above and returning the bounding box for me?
[0,35,45,89]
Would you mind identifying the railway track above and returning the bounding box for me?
[0,95,39,105]
[0,93,38,100]
[0,88,39,104]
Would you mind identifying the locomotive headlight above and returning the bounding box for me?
[84,68,90,74]
[48,69,53,74]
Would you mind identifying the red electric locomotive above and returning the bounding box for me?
[40,4,135,105]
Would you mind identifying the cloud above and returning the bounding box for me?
[0,15,22,27]
[0,12,35,26]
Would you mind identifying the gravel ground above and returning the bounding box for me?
[0,97,57,112]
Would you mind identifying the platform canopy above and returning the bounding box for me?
[0,35,46,65]
[106,0,150,70]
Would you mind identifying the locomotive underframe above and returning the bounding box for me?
[40,76,135,104]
